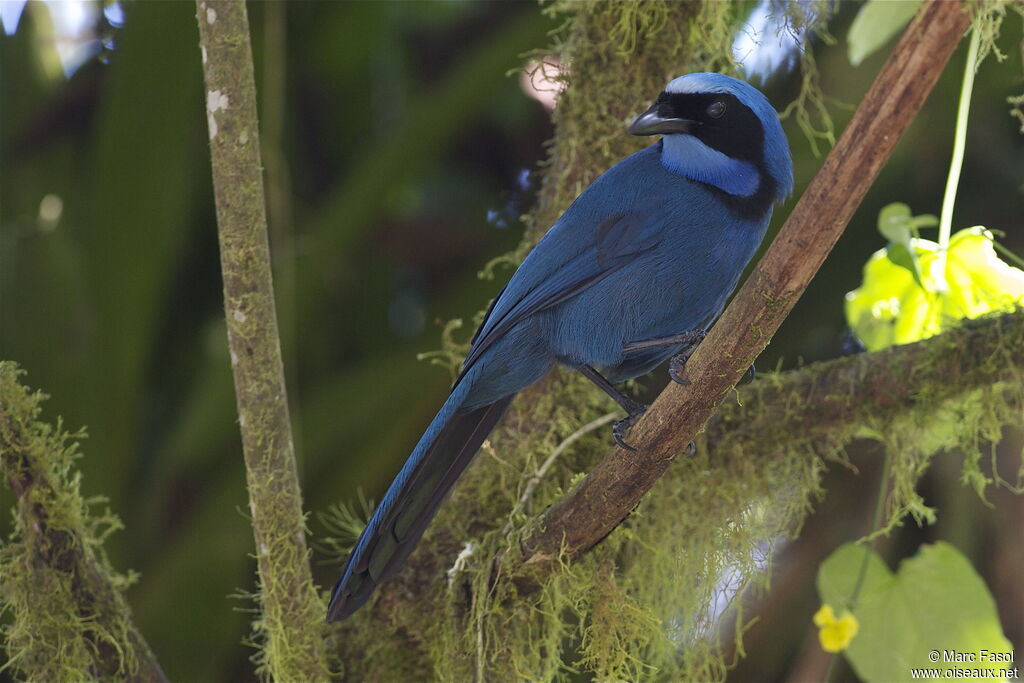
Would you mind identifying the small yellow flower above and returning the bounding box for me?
[813,604,860,652]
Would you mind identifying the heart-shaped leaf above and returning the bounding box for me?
[817,542,1012,682]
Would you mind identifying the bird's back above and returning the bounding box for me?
[531,143,774,379]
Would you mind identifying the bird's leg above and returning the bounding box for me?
[622,329,706,386]
[578,365,646,451]
[621,329,706,355]
[578,365,646,415]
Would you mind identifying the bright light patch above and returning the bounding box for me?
[516,168,530,192]
[38,193,63,232]
[732,0,809,82]
[103,1,124,28]
[46,0,102,76]
[519,58,564,112]
[0,0,27,35]
[4,1,120,75]
[707,537,775,628]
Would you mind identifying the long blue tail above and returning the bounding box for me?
[326,377,513,621]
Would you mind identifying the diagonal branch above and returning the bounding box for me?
[519,0,973,568]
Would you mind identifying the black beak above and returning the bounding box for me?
[628,105,697,136]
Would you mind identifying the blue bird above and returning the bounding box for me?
[327,73,793,621]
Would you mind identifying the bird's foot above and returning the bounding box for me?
[668,352,693,385]
[670,354,754,388]
[612,404,647,452]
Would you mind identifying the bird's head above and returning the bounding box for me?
[630,72,793,205]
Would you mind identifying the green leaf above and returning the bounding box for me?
[885,243,924,288]
[908,213,939,233]
[846,226,1024,351]
[848,0,921,66]
[877,202,938,242]
[878,203,926,290]
[818,542,1013,682]
[877,202,913,243]
[877,203,921,287]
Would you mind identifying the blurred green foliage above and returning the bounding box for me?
[1,1,1021,680]
[847,0,920,67]
[2,2,552,679]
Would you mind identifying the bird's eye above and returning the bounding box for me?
[707,100,726,119]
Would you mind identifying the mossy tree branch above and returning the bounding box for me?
[341,299,1023,677]
[0,363,168,683]
[194,2,328,681]
[712,310,1024,449]
[519,0,973,571]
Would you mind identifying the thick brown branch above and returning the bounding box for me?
[195,2,328,680]
[521,1,972,567]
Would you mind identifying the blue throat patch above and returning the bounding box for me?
[661,135,761,197]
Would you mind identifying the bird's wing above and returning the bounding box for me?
[460,211,661,378]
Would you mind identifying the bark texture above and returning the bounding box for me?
[195,2,328,680]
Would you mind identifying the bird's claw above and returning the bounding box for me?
[612,406,647,451]
[668,353,692,385]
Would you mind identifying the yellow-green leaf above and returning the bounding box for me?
[845,227,1024,351]
[878,203,927,288]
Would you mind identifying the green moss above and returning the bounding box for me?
[778,0,838,156]
[1008,92,1024,133]
[333,322,1024,680]
[0,362,161,682]
[971,0,1024,67]
[970,0,1024,132]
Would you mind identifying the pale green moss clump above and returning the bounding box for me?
[0,362,160,682]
